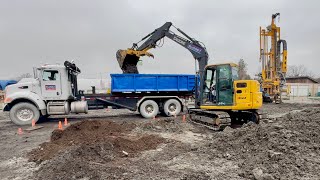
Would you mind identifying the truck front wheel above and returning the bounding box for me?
[163,99,182,116]
[10,102,40,125]
[139,100,159,118]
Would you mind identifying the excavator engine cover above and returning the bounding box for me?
[116,49,140,74]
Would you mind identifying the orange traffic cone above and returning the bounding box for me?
[17,128,23,135]
[58,121,63,130]
[64,118,69,126]
[182,115,186,122]
[31,119,36,127]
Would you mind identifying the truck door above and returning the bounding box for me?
[41,69,62,99]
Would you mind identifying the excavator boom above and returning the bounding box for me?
[117,22,208,107]
[116,22,208,76]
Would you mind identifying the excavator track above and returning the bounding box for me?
[188,109,231,131]
[188,108,265,131]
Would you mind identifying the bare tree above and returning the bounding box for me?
[14,73,32,81]
[287,65,315,78]
[238,59,251,80]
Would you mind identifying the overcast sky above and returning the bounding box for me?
[0,0,319,80]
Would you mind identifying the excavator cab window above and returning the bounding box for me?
[231,66,239,81]
[201,64,235,106]
[202,68,217,104]
[216,65,233,105]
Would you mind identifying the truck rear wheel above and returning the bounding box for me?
[10,102,40,125]
[139,100,159,118]
[163,99,181,116]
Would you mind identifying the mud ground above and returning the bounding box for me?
[0,103,320,180]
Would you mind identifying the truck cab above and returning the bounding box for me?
[3,61,88,125]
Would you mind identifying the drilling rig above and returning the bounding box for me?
[259,13,288,103]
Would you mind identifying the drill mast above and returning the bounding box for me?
[260,13,288,103]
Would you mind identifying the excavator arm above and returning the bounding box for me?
[116,22,208,107]
[116,22,208,76]
[116,22,173,74]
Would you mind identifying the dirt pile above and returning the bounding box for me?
[199,108,320,179]
[29,120,166,179]
[26,105,320,179]
[29,120,136,162]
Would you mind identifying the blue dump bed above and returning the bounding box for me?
[111,74,195,93]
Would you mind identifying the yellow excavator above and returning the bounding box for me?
[259,13,288,103]
[117,22,263,129]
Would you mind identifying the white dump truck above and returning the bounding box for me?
[3,61,194,125]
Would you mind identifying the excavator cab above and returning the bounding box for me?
[190,63,263,129]
[200,63,262,110]
[201,63,237,106]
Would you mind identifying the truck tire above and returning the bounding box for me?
[10,102,40,125]
[163,99,182,116]
[139,100,159,118]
